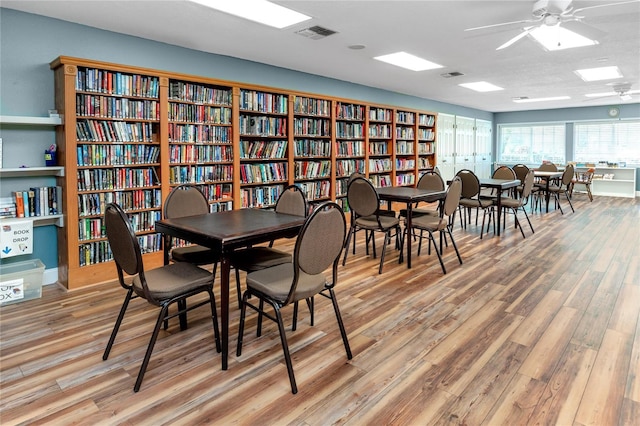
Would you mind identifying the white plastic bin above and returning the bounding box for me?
[0,259,45,305]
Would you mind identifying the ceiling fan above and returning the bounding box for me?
[585,83,640,101]
[465,0,640,50]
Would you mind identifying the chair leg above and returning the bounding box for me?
[257,299,265,337]
[378,231,390,274]
[235,268,243,308]
[206,287,221,353]
[134,304,169,392]
[328,288,352,360]
[103,288,134,360]
[236,292,249,357]
[513,208,525,238]
[522,208,535,234]
[273,304,298,394]
[292,301,299,331]
[429,230,446,274]
[446,228,463,265]
[342,226,354,266]
[564,190,575,213]
[586,184,593,202]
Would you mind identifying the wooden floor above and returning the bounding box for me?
[1,194,639,425]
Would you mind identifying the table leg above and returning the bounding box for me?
[406,202,412,268]
[496,195,502,236]
[545,181,551,213]
[220,255,230,370]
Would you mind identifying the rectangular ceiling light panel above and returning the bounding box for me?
[374,52,443,72]
[191,0,311,29]
[530,25,598,51]
[575,66,623,82]
[459,81,504,92]
[512,96,571,103]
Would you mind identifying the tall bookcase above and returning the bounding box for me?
[50,56,438,289]
[167,79,234,211]
[52,59,165,288]
[292,95,332,203]
[394,110,417,186]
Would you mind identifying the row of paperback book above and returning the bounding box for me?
[168,81,232,105]
[239,140,287,159]
[293,96,331,116]
[294,181,331,201]
[294,160,332,180]
[76,67,160,98]
[76,119,157,143]
[370,158,393,172]
[396,173,416,186]
[336,103,365,120]
[336,141,365,157]
[293,117,331,137]
[78,210,160,241]
[240,185,284,209]
[336,122,364,139]
[77,167,158,191]
[369,107,393,122]
[239,115,287,137]
[239,90,288,114]
[76,94,159,120]
[168,103,232,124]
[240,163,287,184]
[168,123,232,143]
[396,158,416,170]
[78,233,162,267]
[369,124,392,138]
[77,143,160,166]
[0,186,61,219]
[396,127,415,139]
[169,165,233,184]
[396,111,415,124]
[78,189,162,217]
[169,144,233,163]
[335,159,365,177]
[293,140,331,157]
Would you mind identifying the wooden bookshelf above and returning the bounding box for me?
[50,56,438,289]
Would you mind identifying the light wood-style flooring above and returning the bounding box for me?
[1,194,639,425]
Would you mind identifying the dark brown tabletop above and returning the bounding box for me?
[156,208,306,371]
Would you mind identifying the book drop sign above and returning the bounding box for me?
[1,219,33,258]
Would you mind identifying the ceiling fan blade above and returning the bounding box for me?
[561,19,606,40]
[496,27,535,50]
[465,18,540,32]
[572,0,640,15]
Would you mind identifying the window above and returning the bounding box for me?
[497,124,565,165]
[574,120,640,165]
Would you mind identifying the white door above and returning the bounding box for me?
[474,119,493,178]
[436,113,456,181]
[455,116,475,174]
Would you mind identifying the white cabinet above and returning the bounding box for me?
[436,114,493,181]
[576,166,636,198]
[0,115,64,226]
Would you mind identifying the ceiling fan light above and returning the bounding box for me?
[576,66,624,82]
[529,25,598,51]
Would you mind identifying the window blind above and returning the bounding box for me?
[574,120,640,165]
[497,124,565,165]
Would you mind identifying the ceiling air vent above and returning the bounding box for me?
[441,71,465,78]
[296,26,338,40]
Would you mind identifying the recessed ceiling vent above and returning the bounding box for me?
[441,71,465,78]
[296,25,337,40]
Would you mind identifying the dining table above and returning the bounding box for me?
[478,178,520,236]
[155,208,307,370]
[533,170,564,213]
[376,186,447,268]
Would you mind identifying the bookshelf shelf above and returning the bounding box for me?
[0,115,62,126]
[0,167,64,178]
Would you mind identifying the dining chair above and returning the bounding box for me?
[230,184,308,308]
[547,163,575,214]
[512,164,530,197]
[103,202,220,392]
[398,171,445,220]
[570,167,595,201]
[163,184,220,267]
[408,176,463,274]
[495,169,535,238]
[480,165,516,199]
[455,169,494,239]
[236,201,352,394]
[342,176,402,273]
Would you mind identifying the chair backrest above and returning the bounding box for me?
[347,177,379,218]
[538,162,558,172]
[443,177,462,218]
[417,172,445,191]
[288,202,346,303]
[512,164,530,182]
[276,185,308,217]
[347,172,366,186]
[455,169,480,199]
[433,166,442,178]
[104,203,144,290]
[164,184,209,219]
[561,164,574,186]
[521,170,535,199]
[492,165,516,180]
[577,168,596,183]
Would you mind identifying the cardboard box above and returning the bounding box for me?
[0,259,44,305]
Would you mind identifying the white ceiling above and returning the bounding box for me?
[4,0,640,112]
